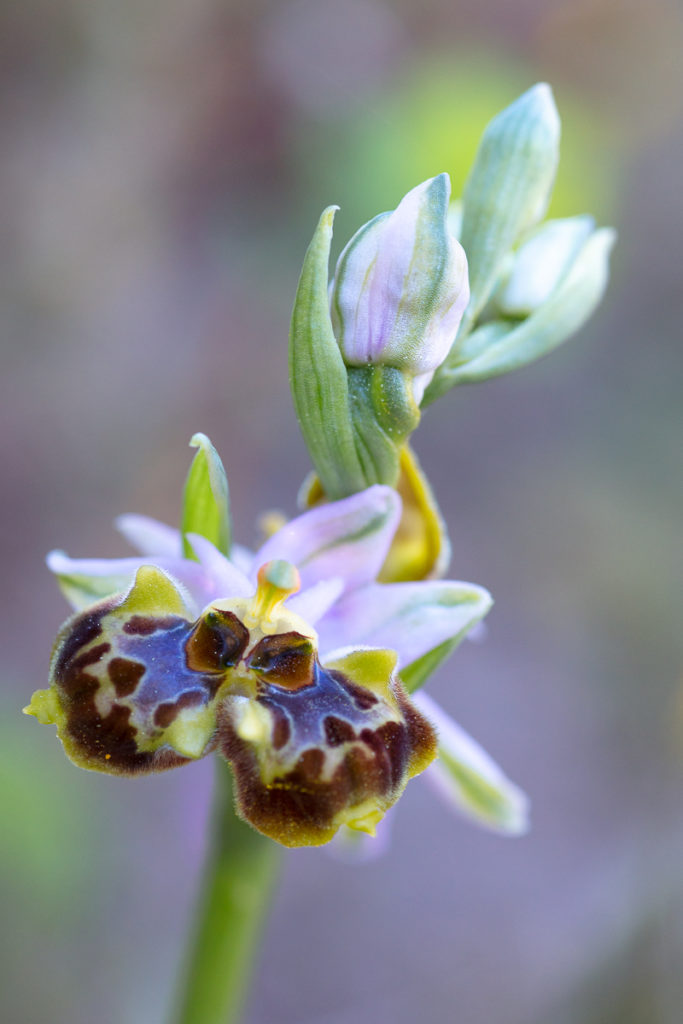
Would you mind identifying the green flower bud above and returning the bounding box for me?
[459,83,561,331]
[424,225,616,396]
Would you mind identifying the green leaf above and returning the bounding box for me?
[182,433,231,559]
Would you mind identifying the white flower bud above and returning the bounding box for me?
[330,174,469,377]
[493,215,595,316]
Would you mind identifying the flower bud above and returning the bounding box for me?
[330,174,469,377]
[425,225,616,392]
[492,215,595,317]
[290,179,468,498]
[460,83,561,328]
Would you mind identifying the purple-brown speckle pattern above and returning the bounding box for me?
[49,599,221,774]
[46,594,436,845]
[217,653,436,847]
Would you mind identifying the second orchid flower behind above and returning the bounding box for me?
[27,437,527,846]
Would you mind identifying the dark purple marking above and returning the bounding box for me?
[59,642,111,698]
[324,715,356,746]
[123,615,185,636]
[53,606,108,679]
[330,672,380,710]
[216,655,437,846]
[49,598,220,776]
[154,689,205,728]
[269,706,291,750]
[109,657,145,697]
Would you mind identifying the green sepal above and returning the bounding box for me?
[50,565,137,611]
[400,635,463,693]
[400,588,492,694]
[182,432,231,559]
[427,227,616,389]
[438,745,520,829]
[346,366,421,489]
[289,209,422,497]
[289,207,367,500]
[458,83,560,335]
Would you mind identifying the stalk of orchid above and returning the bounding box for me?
[24,84,613,1024]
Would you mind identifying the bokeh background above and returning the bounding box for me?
[2,1,683,1021]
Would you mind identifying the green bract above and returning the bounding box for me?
[289,206,366,500]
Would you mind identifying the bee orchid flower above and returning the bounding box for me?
[29,484,527,846]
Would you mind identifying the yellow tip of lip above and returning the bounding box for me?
[23,688,59,725]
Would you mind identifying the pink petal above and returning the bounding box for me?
[316,579,491,666]
[415,691,530,835]
[185,533,253,602]
[287,577,345,626]
[115,514,182,557]
[255,485,401,593]
[47,550,218,614]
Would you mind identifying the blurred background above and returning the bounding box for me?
[2,0,683,1021]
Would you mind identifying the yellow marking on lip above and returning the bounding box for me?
[234,700,272,745]
[23,687,60,725]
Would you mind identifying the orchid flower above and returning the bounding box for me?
[20,86,616,1024]
[28,483,527,846]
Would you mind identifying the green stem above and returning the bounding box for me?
[174,761,280,1024]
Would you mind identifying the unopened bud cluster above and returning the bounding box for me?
[291,82,615,470]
